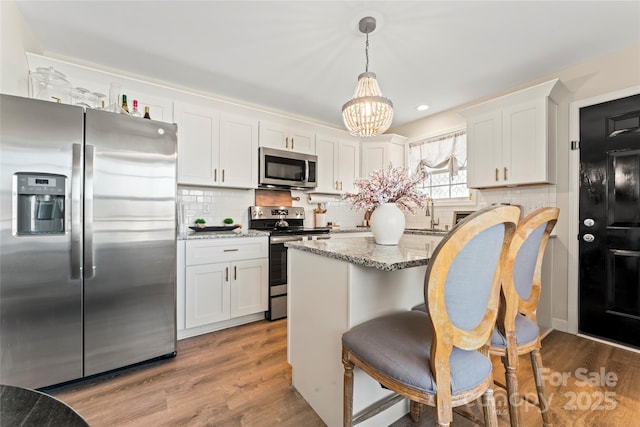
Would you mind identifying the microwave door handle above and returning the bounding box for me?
[305,160,309,183]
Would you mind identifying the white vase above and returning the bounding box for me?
[370,203,405,245]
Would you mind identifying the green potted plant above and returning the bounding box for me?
[194,218,206,229]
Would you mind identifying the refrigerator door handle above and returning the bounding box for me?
[71,143,82,279]
[84,144,95,279]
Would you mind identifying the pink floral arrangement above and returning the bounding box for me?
[348,165,428,213]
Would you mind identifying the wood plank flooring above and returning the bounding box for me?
[47,320,639,426]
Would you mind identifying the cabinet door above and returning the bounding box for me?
[185,262,230,328]
[258,120,288,150]
[466,110,502,188]
[289,127,315,154]
[219,113,258,188]
[175,101,220,186]
[361,143,385,178]
[337,139,360,193]
[315,135,338,192]
[230,259,268,318]
[502,99,548,185]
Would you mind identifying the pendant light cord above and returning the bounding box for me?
[365,32,370,72]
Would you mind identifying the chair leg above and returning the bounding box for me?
[343,354,354,427]
[530,349,552,426]
[502,355,522,427]
[410,401,424,422]
[481,388,499,427]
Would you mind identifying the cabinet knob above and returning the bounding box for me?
[503,167,508,181]
[495,168,499,182]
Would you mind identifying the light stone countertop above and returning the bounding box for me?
[331,227,447,237]
[286,233,444,272]
[178,229,269,240]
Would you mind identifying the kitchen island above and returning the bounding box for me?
[286,234,443,427]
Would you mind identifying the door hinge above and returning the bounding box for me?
[571,140,580,150]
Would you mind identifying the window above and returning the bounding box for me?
[408,130,469,200]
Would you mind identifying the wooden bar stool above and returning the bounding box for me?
[490,207,559,427]
[342,204,520,426]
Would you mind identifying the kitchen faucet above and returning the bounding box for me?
[425,198,439,230]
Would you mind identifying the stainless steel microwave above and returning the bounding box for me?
[259,147,317,189]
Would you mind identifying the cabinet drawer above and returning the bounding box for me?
[186,237,268,265]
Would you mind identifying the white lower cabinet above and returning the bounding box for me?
[180,237,268,337]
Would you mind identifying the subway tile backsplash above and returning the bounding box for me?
[178,186,254,233]
[177,184,557,233]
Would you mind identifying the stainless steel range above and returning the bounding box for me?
[249,206,330,320]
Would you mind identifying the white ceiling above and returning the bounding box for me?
[16,1,640,129]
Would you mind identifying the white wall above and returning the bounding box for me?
[0,1,41,96]
[390,44,640,331]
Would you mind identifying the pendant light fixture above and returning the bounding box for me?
[342,16,393,137]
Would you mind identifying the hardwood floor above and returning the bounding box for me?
[48,320,639,426]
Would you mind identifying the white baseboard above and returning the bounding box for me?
[551,318,568,332]
[177,313,266,340]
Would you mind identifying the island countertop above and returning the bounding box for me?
[286,233,443,271]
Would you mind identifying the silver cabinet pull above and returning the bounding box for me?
[583,234,595,243]
[214,169,217,182]
[222,169,225,183]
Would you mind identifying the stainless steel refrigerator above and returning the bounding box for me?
[0,94,177,389]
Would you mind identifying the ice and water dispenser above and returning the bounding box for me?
[15,173,66,235]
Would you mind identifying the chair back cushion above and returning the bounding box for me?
[513,223,546,300]
[445,224,505,330]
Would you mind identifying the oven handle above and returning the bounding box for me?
[271,235,305,244]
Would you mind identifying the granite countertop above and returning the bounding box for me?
[331,227,447,236]
[286,233,444,272]
[178,229,269,240]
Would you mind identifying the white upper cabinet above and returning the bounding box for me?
[315,133,360,193]
[258,120,315,154]
[360,134,407,178]
[175,100,258,188]
[219,113,259,188]
[461,79,569,189]
[175,100,220,186]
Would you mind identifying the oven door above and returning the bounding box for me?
[267,235,304,320]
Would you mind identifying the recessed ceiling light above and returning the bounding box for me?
[416,105,429,111]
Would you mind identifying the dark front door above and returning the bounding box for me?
[579,93,640,349]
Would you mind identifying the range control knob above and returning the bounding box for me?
[583,234,595,243]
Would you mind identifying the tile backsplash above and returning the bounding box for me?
[177,184,557,233]
[178,186,254,233]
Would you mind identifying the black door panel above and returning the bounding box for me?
[579,94,640,349]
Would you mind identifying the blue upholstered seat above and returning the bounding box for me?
[490,313,540,348]
[342,310,492,395]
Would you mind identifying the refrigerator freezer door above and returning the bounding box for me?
[0,94,84,389]
[83,109,177,376]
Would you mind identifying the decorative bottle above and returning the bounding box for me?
[130,99,142,117]
[121,94,129,114]
[143,106,151,120]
